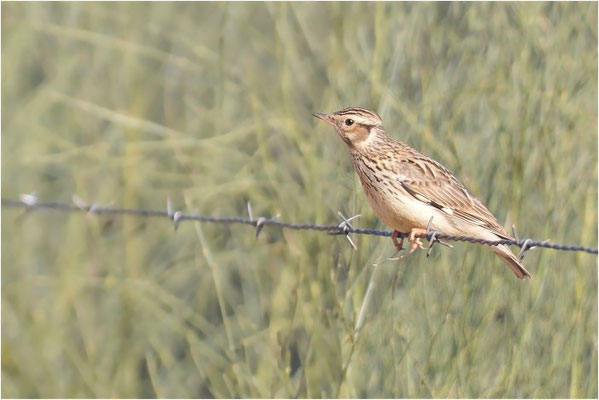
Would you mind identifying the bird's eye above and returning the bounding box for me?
[345,119,354,126]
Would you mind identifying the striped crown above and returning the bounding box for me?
[332,107,382,126]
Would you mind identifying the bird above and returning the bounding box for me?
[314,107,531,280]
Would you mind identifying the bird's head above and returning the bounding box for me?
[313,107,383,148]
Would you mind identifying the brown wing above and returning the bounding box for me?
[396,155,512,240]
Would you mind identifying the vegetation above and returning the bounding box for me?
[2,2,597,398]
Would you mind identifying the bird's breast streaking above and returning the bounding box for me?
[314,107,532,280]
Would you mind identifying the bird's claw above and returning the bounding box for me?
[408,238,425,254]
[405,228,428,256]
[388,230,405,259]
[390,228,429,259]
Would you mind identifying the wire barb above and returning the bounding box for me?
[424,216,454,257]
[255,217,267,238]
[247,201,254,221]
[511,224,519,242]
[2,197,597,256]
[72,195,87,210]
[172,212,183,231]
[166,197,183,230]
[336,211,361,250]
[20,193,38,207]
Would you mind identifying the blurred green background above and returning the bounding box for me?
[2,2,597,398]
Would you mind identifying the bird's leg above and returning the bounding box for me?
[407,228,427,254]
[388,230,405,260]
[390,230,404,258]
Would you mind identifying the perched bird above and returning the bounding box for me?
[314,107,531,280]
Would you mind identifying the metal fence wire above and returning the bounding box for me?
[2,196,597,260]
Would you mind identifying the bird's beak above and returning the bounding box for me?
[313,112,334,124]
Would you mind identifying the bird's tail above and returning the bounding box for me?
[490,244,532,280]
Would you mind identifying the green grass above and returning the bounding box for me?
[2,2,597,398]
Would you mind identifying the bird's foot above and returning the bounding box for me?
[407,228,427,254]
[388,230,406,260]
[392,230,404,252]
[390,228,426,260]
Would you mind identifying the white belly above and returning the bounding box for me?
[361,179,485,237]
[362,184,432,232]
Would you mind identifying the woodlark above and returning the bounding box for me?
[314,107,531,280]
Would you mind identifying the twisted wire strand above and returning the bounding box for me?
[2,197,597,255]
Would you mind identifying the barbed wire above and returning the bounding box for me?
[2,196,597,259]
